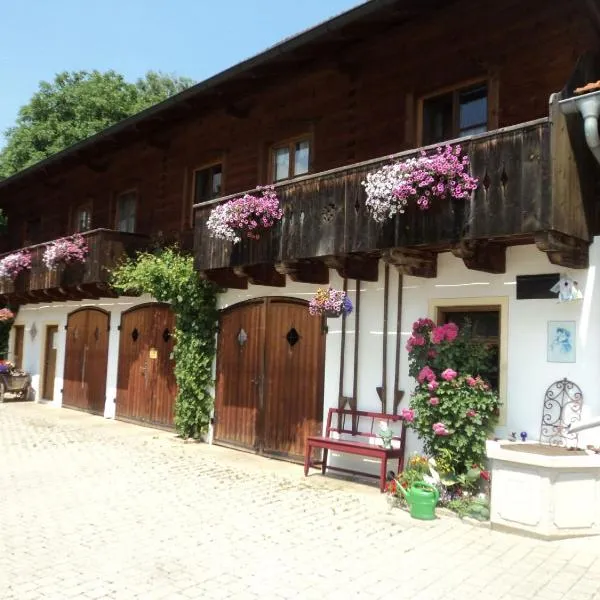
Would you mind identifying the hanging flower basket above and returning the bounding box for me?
[206,186,283,244]
[361,144,479,223]
[0,308,15,322]
[43,234,88,269]
[309,288,353,318]
[0,251,32,280]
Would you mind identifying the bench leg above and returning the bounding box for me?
[304,444,311,476]
[380,456,388,493]
[321,448,328,475]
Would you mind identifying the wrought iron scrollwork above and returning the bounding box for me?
[539,378,583,447]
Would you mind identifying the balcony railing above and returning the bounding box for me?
[194,99,593,282]
[0,228,150,302]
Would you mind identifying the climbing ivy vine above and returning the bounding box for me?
[111,248,218,438]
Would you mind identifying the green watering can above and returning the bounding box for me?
[397,481,439,520]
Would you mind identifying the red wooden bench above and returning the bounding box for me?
[304,408,407,492]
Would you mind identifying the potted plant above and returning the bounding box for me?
[308,287,353,318]
[43,234,88,269]
[206,186,283,243]
[0,250,32,280]
[0,308,15,322]
[361,144,478,223]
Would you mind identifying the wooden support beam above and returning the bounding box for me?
[234,264,286,287]
[275,260,329,284]
[451,240,506,274]
[382,248,437,278]
[324,255,379,282]
[535,231,590,269]
[201,268,248,290]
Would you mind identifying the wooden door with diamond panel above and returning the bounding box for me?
[214,300,264,450]
[214,297,325,459]
[116,304,177,427]
[63,308,109,414]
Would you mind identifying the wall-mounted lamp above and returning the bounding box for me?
[30,322,38,341]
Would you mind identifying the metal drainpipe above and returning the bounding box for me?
[559,90,600,166]
[569,416,600,434]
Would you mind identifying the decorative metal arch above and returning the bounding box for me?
[540,378,583,447]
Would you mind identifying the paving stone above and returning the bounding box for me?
[2,402,600,600]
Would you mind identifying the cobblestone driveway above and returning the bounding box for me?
[1,403,600,600]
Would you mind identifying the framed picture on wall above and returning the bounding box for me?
[547,321,576,363]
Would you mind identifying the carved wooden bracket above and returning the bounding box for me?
[202,268,248,290]
[323,254,379,281]
[83,158,109,173]
[535,231,590,269]
[451,240,506,274]
[275,260,329,284]
[225,102,254,119]
[234,264,286,287]
[382,248,437,278]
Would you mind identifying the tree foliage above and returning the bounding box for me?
[110,248,218,438]
[0,70,194,178]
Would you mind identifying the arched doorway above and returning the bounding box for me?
[215,297,325,459]
[63,308,110,414]
[116,304,177,427]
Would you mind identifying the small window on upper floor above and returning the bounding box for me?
[270,137,311,182]
[193,164,223,205]
[421,83,488,146]
[74,202,92,233]
[115,191,137,233]
[23,217,42,246]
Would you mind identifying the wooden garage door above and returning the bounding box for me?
[63,308,109,414]
[214,298,325,459]
[116,304,177,427]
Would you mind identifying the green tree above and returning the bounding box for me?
[0,70,194,178]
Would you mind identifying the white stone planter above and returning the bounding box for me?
[486,440,600,539]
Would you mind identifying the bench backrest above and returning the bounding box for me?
[325,408,406,442]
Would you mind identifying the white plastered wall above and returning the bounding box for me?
[219,239,600,474]
[8,293,158,418]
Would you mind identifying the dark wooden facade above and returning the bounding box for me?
[0,0,597,294]
[0,229,150,303]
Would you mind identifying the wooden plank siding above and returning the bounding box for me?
[194,120,554,271]
[0,229,150,301]
[0,0,597,261]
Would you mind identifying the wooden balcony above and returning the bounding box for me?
[0,229,150,303]
[194,97,594,287]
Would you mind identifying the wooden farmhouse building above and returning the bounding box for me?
[2,0,600,466]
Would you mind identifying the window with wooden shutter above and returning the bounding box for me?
[115,191,137,233]
[270,136,311,182]
[420,81,491,146]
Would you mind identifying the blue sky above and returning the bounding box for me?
[0,0,364,145]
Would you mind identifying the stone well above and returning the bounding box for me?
[486,440,600,539]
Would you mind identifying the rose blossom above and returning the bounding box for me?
[441,368,457,381]
[428,380,439,392]
[417,366,436,383]
[466,409,477,418]
[429,397,440,406]
[400,408,415,423]
[466,376,477,387]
